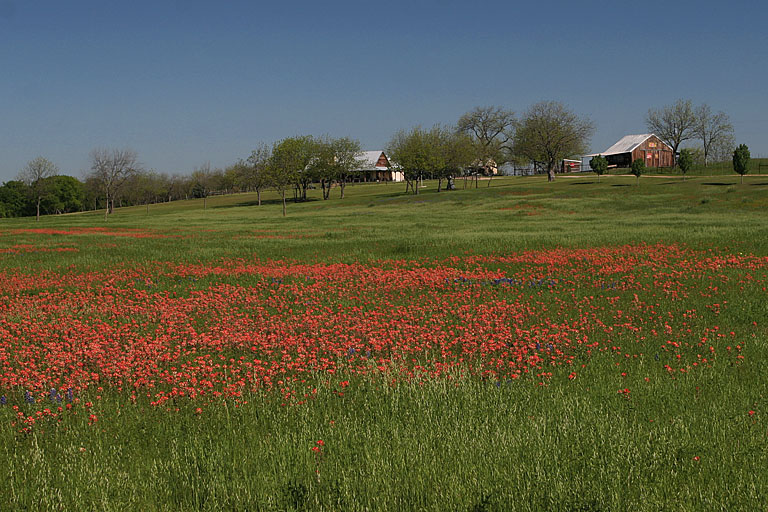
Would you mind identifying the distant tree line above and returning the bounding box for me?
[0,99,751,219]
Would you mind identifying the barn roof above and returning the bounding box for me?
[585,134,670,157]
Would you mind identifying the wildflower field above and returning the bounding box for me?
[1,175,767,511]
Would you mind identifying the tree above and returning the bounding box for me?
[18,157,59,221]
[191,163,215,210]
[694,104,734,167]
[310,137,365,199]
[645,99,697,163]
[457,106,515,186]
[41,175,85,214]
[732,144,750,184]
[630,158,645,185]
[88,148,140,219]
[129,171,166,214]
[267,136,316,216]
[512,101,594,182]
[387,126,445,194]
[0,180,31,218]
[433,128,474,192]
[246,144,272,206]
[678,148,694,180]
[589,154,608,183]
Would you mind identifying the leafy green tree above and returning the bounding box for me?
[331,137,365,199]
[732,144,750,184]
[436,128,474,191]
[309,137,365,199]
[589,154,608,183]
[631,158,645,185]
[387,126,447,194]
[40,175,85,214]
[387,127,426,195]
[0,180,31,218]
[267,136,316,216]
[18,156,59,221]
[678,149,694,180]
[512,101,593,182]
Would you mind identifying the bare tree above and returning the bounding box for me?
[646,99,697,163]
[512,101,593,182]
[246,144,271,206]
[191,163,215,210]
[695,104,734,166]
[18,156,59,221]
[88,148,140,219]
[457,106,515,186]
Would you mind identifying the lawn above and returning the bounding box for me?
[1,174,767,511]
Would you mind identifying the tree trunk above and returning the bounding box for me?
[282,190,286,217]
[340,180,346,199]
[547,165,555,182]
[257,189,262,206]
[36,197,40,222]
[487,173,493,187]
[437,178,442,192]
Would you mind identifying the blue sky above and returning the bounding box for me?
[1,0,766,181]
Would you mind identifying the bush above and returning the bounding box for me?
[630,158,645,184]
[678,149,693,179]
[590,155,607,182]
[733,144,750,184]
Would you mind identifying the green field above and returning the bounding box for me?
[1,174,767,511]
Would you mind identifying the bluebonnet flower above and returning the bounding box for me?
[25,390,35,404]
[66,388,74,402]
[0,396,6,405]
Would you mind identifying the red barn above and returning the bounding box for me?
[587,134,675,168]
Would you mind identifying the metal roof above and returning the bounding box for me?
[357,151,389,170]
[589,134,658,157]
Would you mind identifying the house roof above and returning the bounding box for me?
[585,134,670,157]
[358,151,389,170]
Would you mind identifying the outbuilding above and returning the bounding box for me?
[584,134,675,169]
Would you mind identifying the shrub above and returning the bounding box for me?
[630,158,645,185]
[732,144,750,184]
[678,149,693,179]
[590,155,608,183]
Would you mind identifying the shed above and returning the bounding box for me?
[585,134,675,169]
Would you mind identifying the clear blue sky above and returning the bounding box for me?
[1,0,766,181]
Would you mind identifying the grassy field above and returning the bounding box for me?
[1,174,767,511]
